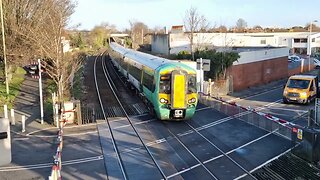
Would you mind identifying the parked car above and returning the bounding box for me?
[288,55,304,62]
[314,58,320,68]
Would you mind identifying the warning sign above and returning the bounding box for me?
[297,129,303,140]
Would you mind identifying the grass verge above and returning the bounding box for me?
[0,67,26,111]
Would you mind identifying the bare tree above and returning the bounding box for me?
[236,18,248,32]
[129,20,148,49]
[305,23,320,32]
[217,25,227,33]
[290,26,307,32]
[1,0,80,100]
[89,22,116,49]
[184,6,209,61]
[151,26,166,34]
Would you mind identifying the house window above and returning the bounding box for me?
[301,38,307,43]
[294,39,300,43]
[312,38,315,42]
[260,39,266,44]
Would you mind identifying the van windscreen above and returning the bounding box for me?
[287,79,310,89]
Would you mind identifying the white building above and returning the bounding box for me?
[61,36,71,53]
[151,32,320,56]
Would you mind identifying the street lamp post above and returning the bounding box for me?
[0,0,9,94]
[309,20,318,71]
[38,59,44,124]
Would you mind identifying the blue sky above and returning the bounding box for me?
[70,0,320,31]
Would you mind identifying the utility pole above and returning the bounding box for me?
[38,59,44,124]
[309,20,318,71]
[200,58,203,92]
[0,0,9,94]
[141,28,143,45]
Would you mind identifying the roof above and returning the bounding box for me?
[290,75,317,79]
[171,25,183,29]
[110,42,172,70]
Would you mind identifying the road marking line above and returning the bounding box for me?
[234,148,292,180]
[196,106,212,111]
[168,132,275,179]
[266,107,308,113]
[229,86,283,102]
[13,138,30,141]
[114,99,283,156]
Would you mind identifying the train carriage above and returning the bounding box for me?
[109,42,198,120]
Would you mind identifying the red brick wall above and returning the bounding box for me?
[231,57,288,91]
[288,64,315,76]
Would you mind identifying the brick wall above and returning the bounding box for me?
[288,64,316,76]
[231,57,288,91]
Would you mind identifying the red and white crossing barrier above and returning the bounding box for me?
[49,116,68,180]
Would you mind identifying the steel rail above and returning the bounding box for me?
[163,124,219,180]
[94,54,128,180]
[184,121,258,180]
[101,55,167,179]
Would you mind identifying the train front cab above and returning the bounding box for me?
[156,69,197,120]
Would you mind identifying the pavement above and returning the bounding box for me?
[8,76,53,135]
[0,75,107,180]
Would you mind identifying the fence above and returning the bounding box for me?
[199,94,302,142]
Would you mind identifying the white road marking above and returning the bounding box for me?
[12,138,30,141]
[196,106,212,111]
[167,132,275,179]
[234,148,293,180]
[266,107,308,113]
[227,86,283,102]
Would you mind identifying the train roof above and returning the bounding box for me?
[110,42,173,70]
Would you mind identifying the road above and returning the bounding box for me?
[224,86,312,127]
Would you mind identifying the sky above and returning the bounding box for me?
[69,0,320,31]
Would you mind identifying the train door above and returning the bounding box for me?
[171,70,187,118]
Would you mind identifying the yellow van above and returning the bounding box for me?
[283,75,318,104]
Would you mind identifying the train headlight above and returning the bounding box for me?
[188,98,196,103]
[160,98,168,104]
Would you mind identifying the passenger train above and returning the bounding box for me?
[109,42,198,120]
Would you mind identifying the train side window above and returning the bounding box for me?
[130,65,142,81]
[143,72,155,92]
[187,75,197,93]
[159,75,171,94]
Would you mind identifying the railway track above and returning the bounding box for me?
[94,54,165,179]
[84,50,318,179]
[92,53,264,179]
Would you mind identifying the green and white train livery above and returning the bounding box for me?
[109,42,198,120]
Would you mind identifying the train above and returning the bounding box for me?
[109,42,198,120]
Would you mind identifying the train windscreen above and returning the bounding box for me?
[159,75,171,93]
[187,75,197,93]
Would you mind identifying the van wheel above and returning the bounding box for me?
[306,98,311,105]
[283,98,288,104]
